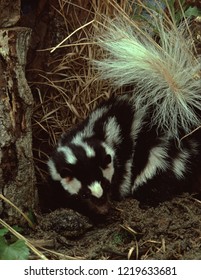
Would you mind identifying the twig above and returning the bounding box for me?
[50,20,94,53]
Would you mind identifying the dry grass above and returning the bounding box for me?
[30,0,138,180]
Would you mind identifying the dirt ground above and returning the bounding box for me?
[30,192,201,260]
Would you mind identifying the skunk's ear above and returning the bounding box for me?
[103,154,112,168]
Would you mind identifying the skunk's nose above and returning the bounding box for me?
[97,204,110,215]
[92,201,111,216]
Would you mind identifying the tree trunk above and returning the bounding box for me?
[0,26,37,225]
[0,0,20,27]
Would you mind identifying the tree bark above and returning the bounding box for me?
[0,27,37,224]
[0,0,20,27]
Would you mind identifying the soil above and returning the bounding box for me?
[30,192,201,260]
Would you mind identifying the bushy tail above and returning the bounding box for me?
[94,17,201,139]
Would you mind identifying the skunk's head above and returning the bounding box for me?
[47,138,115,215]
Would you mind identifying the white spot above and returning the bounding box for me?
[47,159,62,181]
[61,177,82,195]
[132,145,169,191]
[88,182,103,198]
[72,137,95,158]
[173,150,189,179]
[57,146,77,164]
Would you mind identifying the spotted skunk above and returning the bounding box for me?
[47,17,201,216]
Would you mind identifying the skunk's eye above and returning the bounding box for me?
[80,190,91,199]
[72,194,79,200]
[81,193,90,199]
[102,154,112,169]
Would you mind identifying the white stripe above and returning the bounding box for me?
[72,137,95,157]
[132,145,169,191]
[130,107,145,144]
[57,146,77,164]
[172,150,189,179]
[73,106,109,141]
[47,159,62,181]
[88,106,109,130]
[119,158,133,197]
[71,106,110,158]
[104,116,121,147]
